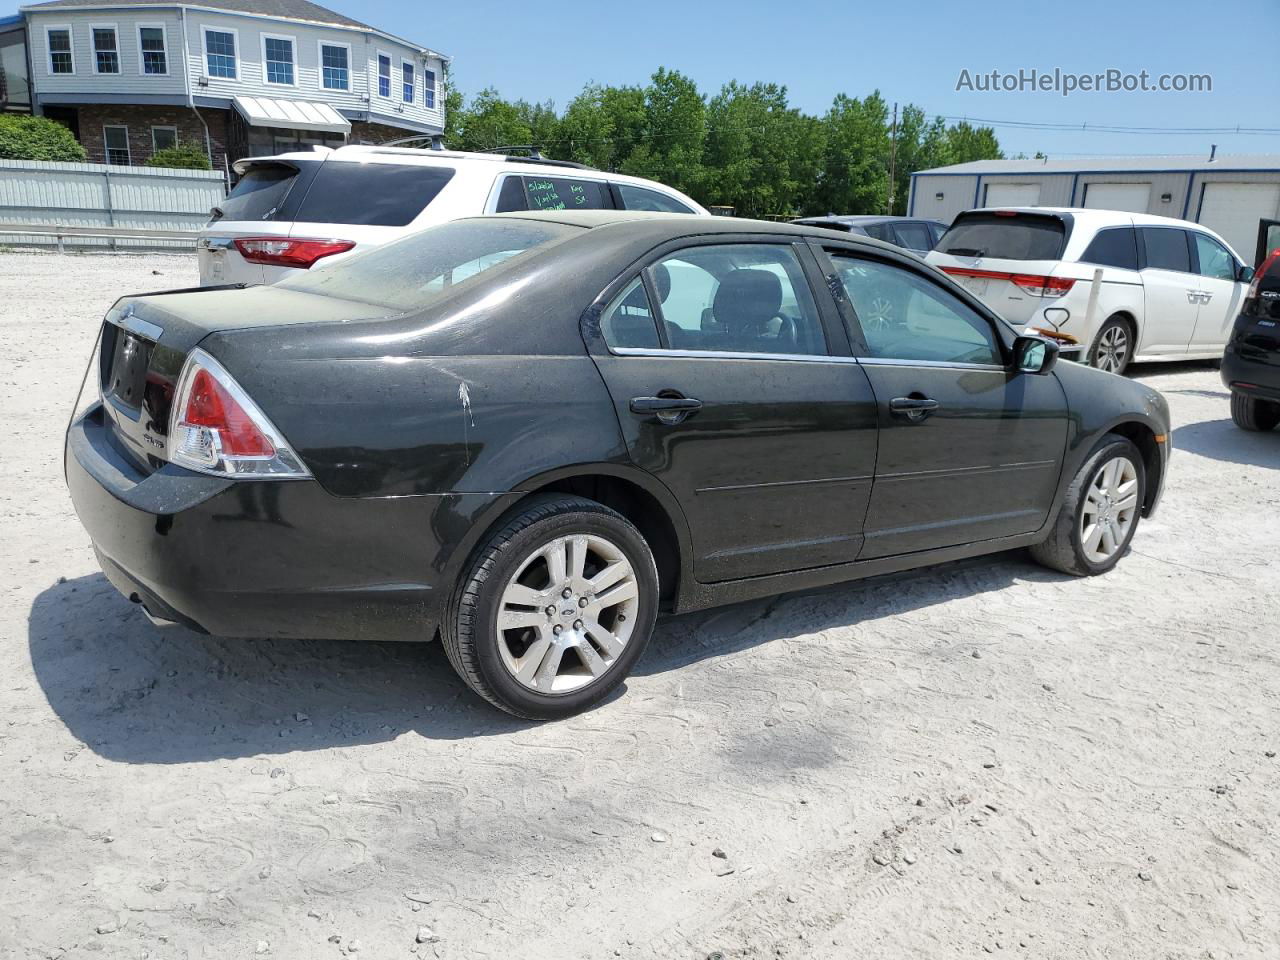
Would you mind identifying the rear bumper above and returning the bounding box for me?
[1222,341,1280,399]
[66,405,512,642]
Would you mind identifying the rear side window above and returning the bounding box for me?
[496,175,613,213]
[278,219,577,310]
[616,183,694,214]
[293,163,455,226]
[217,164,303,221]
[939,213,1067,260]
[1142,228,1191,273]
[1079,227,1138,270]
[893,222,933,252]
[600,277,661,349]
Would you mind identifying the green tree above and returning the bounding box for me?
[944,120,1004,164]
[146,141,212,170]
[0,115,86,162]
[619,68,706,195]
[812,91,892,215]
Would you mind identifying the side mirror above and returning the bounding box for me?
[1014,335,1059,376]
[1238,264,1256,283]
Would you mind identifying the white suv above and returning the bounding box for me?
[198,145,708,286]
[926,207,1253,374]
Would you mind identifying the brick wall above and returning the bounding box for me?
[73,103,229,169]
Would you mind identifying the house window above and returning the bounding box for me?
[424,68,436,109]
[151,126,177,152]
[320,43,348,90]
[104,125,130,165]
[402,61,414,103]
[204,28,237,79]
[47,27,74,74]
[139,26,167,75]
[263,35,294,85]
[377,53,390,97]
[92,27,119,74]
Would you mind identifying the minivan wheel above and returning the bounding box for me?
[1088,317,1133,375]
[442,495,659,719]
[1230,391,1280,432]
[1030,436,1146,576]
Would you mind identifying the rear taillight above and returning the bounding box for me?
[1010,274,1076,297]
[233,237,355,268]
[169,349,309,479]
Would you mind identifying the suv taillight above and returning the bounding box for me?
[1010,274,1076,297]
[233,237,355,268]
[169,349,310,479]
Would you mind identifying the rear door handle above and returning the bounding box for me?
[889,395,940,421]
[630,395,703,424]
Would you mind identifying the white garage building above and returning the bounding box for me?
[907,154,1280,264]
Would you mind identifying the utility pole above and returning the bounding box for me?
[887,102,898,215]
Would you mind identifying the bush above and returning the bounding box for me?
[146,141,212,170]
[0,115,87,162]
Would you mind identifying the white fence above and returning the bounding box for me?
[0,158,226,250]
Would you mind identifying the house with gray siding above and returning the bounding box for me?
[908,154,1280,265]
[15,0,447,170]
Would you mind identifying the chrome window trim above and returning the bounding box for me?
[857,357,1007,371]
[108,310,163,342]
[607,347,1006,372]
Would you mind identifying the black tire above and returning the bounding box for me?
[1087,316,1134,376]
[1230,391,1280,432]
[1030,436,1146,577]
[441,495,659,720]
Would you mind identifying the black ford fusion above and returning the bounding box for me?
[66,212,1170,719]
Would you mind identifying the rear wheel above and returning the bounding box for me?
[1031,437,1145,576]
[1088,317,1133,375]
[442,495,659,719]
[1230,391,1280,432]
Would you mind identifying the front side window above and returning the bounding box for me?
[1192,233,1236,282]
[600,277,661,350]
[1080,227,1138,270]
[832,254,1002,365]
[320,43,348,90]
[204,29,237,79]
[104,125,130,165]
[649,244,827,356]
[47,27,73,74]
[424,68,436,109]
[263,36,294,85]
[92,27,118,74]
[402,61,414,102]
[139,26,167,75]
[616,183,694,214]
[151,126,177,152]
[1142,228,1191,273]
[377,53,390,97]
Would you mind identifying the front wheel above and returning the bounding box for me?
[1230,391,1280,432]
[1030,437,1146,576]
[442,495,659,719]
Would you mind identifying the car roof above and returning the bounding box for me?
[794,214,942,226]
[961,206,1213,230]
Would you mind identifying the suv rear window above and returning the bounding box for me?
[938,213,1067,261]
[217,162,306,222]
[277,218,578,310]
[292,162,455,227]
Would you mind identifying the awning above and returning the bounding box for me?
[232,96,351,135]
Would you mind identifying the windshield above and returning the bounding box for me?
[939,213,1067,261]
[277,218,581,310]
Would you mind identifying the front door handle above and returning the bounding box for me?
[889,395,940,421]
[630,395,703,424]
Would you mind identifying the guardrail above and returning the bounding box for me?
[0,223,199,253]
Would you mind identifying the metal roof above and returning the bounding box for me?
[233,95,350,134]
[915,154,1280,175]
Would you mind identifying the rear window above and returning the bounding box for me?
[1079,226,1138,270]
[217,163,302,222]
[938,213,1067,260]
[277,218,578,310]
[292,162,455,227]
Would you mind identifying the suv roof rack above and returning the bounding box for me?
[374,136,594,170]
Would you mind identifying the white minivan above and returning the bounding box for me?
[198,144,708,286]
[926,208,1254,373]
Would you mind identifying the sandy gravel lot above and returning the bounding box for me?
[2,250,1279,960]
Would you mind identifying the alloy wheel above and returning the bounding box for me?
[1094,325,1129,373]
[1079,456,1140,564]
[495,534,640,694]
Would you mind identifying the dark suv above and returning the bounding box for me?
[789,215,947,254]
[1223,246,1280,430]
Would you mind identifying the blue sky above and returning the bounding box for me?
[333,0,1279,159]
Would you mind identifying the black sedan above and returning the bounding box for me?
[66,212,1170,719]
